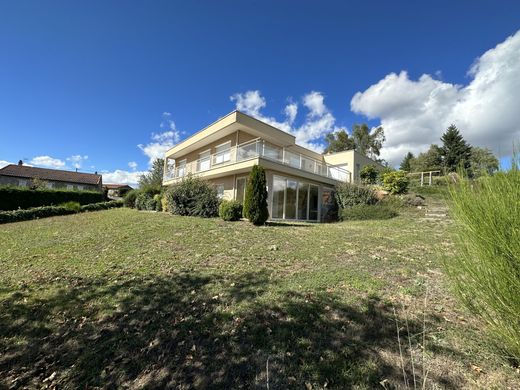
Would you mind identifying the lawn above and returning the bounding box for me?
[0,194,517,389]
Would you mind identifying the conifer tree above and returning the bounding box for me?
[243,165,269,225]
[399,152,414,172]
[440,125,472,172]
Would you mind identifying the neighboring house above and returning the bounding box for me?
[163,111,384,222]
[103,184,133,198]
[0,162,103,191]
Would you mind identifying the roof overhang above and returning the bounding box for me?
[164,111,296,159]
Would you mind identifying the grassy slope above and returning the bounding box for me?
[0,199,517,389]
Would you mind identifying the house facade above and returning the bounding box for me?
[163,111,383,222]
[0,163,103,192]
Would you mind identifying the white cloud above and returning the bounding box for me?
[0,160,12,169]
[128,161,138,170]
[66,155,88,169]
[101,169,146,187]
[30,155,66,169]
[230,90,337,151]
[138,112,181,165]
[351,29,520,165]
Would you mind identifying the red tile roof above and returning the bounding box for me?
[103,184,133,190]
[0,164,102,185]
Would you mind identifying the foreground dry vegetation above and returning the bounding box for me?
[0,194,518,389]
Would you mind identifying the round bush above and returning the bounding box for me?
[135,192,154,210]
[334,182,377,209]
[219,200,243,221]
[382,170,410,194]
[165,175,219,218]
[123,189,138,208]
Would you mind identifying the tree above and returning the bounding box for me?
[400,152,414,172]
[352,124,385,159]
[243,165,269,225]
[470,147,499,177]
[324,129,355,153]
[359,165,378,185]
[440,125,472,172]
[138,158,164,191]
[410,145,443,172]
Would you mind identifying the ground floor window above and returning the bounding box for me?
[271,175,319,221]
[235,177,248,203]
[215,184,225,199]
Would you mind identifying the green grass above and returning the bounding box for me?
[0,203,518,389]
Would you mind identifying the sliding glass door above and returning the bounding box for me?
[271,175,319,221]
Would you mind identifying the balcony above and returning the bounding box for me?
[164,138,351,183]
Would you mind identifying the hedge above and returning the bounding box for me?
[0,186,104,211]
[0,200,123,224]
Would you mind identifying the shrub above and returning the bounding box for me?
[161,195,169,213]
[445,169,520,360]
[0,186,104,211]
[359,165,379,185]
[123,189,138,208]
[80,200,123,212]
[0,200,123,224]
[165,175,219,217]
[219,200,243,221]
[135,192,157,211]
[382,170,410,194]
[341,203,398,221]
[60,201,81,213]
[243,165,269,225]
[334,182,378,209]
[154,194,163,212]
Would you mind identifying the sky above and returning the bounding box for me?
[1,1,519,185]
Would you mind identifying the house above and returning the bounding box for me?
[163,111,384,222]
[103,184,133,198]
[0,162,103,192]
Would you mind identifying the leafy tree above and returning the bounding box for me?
[324,129,355,153]
[410,145,443,172]
[138,158,164,191]
[400,152,414,172]
[243,165,269,225]
[440,125,472,172]
[352,124,385,159]
[30,177,47,190]
[470,147,499,177]
[359,165,378,185]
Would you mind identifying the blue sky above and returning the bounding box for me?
[1,1,519,183]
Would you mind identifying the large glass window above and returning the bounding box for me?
[198,150,211,172]
[214,142,231,165]
[236,177,247,203]
[298,183,309,220]
[177,159,186,177]
[272,176,285,219]
[309,185,319,221]
[285,180,297,219]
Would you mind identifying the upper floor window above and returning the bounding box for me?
[177,159,187,177]
[198,150,211,172]
[213,141,231,165]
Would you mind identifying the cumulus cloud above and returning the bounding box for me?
[128,161,138,170]
[138,112,181,165]
[0,160,12,169]
[66,155,88,169]
[230,90,336,151]
[30,155,66,169]
[101,169,146,186]
[351,30,520,165]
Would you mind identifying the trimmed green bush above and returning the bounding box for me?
[165,175,219,217]
[382,170,410,194]
[243,165,269,225]
[0,200,123,224]
[359,165,379,185]
[219,200,243,221]
[445,169,520,361]
[154,194,163,212]
[0,186,104,211]
[135,192,157,211]
[334,182,377,209]
[60,201,81,213]
[341,203,398,221]
[80,200,123,212]
[123,189,138,208]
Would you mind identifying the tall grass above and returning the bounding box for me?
[446,164,520,361]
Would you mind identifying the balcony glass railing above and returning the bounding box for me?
[164,138,351,182]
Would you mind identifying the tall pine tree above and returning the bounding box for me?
[440,125,472,172]
[400,152,414,172]
[243,165,269,225]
